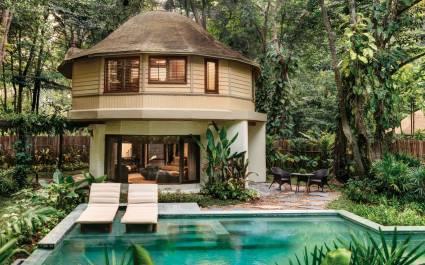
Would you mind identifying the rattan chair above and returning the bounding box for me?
[308,169,329,192]
[269,167,292,191]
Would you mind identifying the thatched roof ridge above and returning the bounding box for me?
[58,11,258,78]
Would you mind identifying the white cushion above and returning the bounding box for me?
[128,184,158,204]
[77,204,119,224]
[88,183,121,204]
[121,203,158,224]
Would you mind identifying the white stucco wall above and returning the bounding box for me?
[248,122,266,182]
[89,124,106,177]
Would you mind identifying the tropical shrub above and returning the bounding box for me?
[0,168,18,195]
[369,153,425,199]
[287,229,425,265]
[408,166,425,199]
[0,170,106,263]
[42,170,106,211]
[201,178,258,201]
[266,135,285,169]
[272,130,335,173]
[0,234,28,265]
[197,123,258,201]
[392,153,422,167]
[13,140,32,188]
[343,178,379,203]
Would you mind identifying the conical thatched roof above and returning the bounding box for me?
[59,11,258,78]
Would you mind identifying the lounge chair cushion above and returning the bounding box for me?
[121,203,158,224]
[128,184,158,204]
[89,183,121,204]
[77,204,119,224]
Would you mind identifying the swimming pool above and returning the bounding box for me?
[39,210,425,265]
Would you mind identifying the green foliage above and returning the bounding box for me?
[256,47,296,137]
[201,178,258,201]
[84,244,154,265]
[345,153,425,203]
[321,249,351,265]
[197,123,258,201]
[158,192,242,208]
[288,229,425,265]
[343,179,379,203]
[392,153,422,168]
[266,135,285,169]
[328,196,425,226]
[42,170,105,211]
[0,235,28,265]
[133,245,155,265]
[196,123,239,182]
[0,168,18,195]
[273,131,335,172]
[13,140,32,188]
[1,206,59,238]
[371,154,413,195]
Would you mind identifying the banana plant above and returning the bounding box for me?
[194,122,241,182]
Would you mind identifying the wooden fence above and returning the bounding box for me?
[390,139,425,160]
[275,139,425,160]
[0,135,90,161]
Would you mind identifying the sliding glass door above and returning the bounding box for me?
[105,135,200,184]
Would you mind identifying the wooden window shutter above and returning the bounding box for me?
[105,57,140,93]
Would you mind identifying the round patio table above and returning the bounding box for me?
[291,173,315,193]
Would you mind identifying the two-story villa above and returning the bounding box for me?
[58,11,266,186]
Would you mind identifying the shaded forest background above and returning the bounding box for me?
[0,0,424,180]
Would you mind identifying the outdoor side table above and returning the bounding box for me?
[291,173,315,193]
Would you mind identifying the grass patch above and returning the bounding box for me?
[159,192,244,208]
[328,195,425,226]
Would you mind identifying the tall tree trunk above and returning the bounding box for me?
[16,27,38,113]
[319,0,366,177]
[201,0,207,29]
[2,63,7,111]
[189,0,203,28]
[0,10,12,69]
[32,13,48,113]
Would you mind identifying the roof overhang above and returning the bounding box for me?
[68,108,267,122]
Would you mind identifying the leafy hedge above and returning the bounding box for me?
[344,153,425,203]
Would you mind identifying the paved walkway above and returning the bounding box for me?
[203,182,340,211]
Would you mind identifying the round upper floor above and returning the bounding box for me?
[60,11,264,121]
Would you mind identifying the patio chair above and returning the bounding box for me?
[308,169,329,192]
[121,184,158,232]
[269,167,292,191]
[76,183,121,232]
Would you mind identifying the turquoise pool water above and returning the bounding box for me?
[42,212,425,265]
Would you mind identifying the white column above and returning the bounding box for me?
[89,124,106,177]
[226,120,249,155]
[248,121,266,182]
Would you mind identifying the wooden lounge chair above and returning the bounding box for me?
[269,167,292,191]
[121,184,158,232]
[76,183,121,232]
